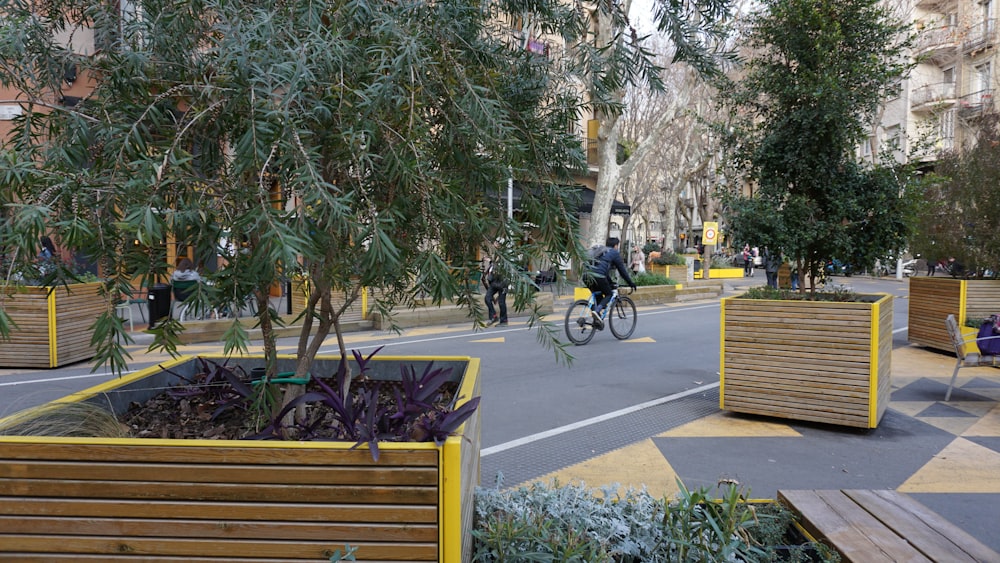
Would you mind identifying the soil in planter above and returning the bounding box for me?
[118,362,461,442]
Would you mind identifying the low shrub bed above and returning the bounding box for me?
[739,285,874,303]
[472,479,839,562]
[633,272,677,286]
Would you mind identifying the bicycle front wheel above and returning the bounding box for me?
[564,300,597,345]
[609,296,637,340]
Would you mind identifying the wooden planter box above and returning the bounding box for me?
[908,277,1000,353]
[0,354,481,562]
[721,294,893,428]
[695,267,745,279]
[0,282,103,368]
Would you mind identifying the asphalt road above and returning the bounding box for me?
[0,275,912,451]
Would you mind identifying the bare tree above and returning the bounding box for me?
[585,0,733,248]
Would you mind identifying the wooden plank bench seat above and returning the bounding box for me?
[778,489,1000,562]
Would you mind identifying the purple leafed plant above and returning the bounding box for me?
[256,348,480,461]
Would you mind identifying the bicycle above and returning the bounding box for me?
[564,283,637,345]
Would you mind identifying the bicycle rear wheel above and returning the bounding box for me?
[564,300,597,345]
[609,296,637,340]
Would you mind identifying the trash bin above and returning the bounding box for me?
[148,283,172,327]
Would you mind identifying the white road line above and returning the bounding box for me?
[0,370,135,387]
[481,382,720,457]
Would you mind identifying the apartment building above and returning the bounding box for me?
[870,0,997,166]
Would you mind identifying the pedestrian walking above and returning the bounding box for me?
[482,257,508,326]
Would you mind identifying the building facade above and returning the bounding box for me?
[870,0,997,165]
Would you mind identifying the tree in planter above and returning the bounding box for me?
[717,0,919,292]
[0,0,697,421]
[910,114,1000,278]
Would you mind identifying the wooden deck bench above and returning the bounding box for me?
[777,489,1000,562]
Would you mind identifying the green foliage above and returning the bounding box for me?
[633,272,676,286]
[642,242,663,255]
[910,115,1000,278]
[718,0,917,289]
[2,0,663,375]
[741,284,864,302]
[473,478,839,562]
[652,251,685,266]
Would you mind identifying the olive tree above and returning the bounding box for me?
[0,0,635,389]
[717,0,918,290]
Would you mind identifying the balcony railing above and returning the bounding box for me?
[957,89,995,117]
[962,19,997,53]
[910,81,956,109]
[914,25,958,61]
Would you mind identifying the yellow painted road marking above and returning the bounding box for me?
[469,337,505,343]
[529,438,681,500]
[624,337,656,343]
[963,403,1000,437]
[659,411,801,438]
[899,437,1000,493]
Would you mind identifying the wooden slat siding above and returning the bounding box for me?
[0,537,436,559]
[0,444,440,560]
[0,498,436,523]
[965,280,1000,322]
[454,359,482,562]
[908,277,964,353]
[0,558,397,563]
[875,302,893,422]
[0,355,484,561]
[0,460,437,484]
[779,490,1000,563]
[722,296,891,428]
[0,515,436,541]
[0,283,103,368]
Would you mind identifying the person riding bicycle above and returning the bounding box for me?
[584,237,637,330]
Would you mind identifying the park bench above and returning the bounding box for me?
[777,489,1000,562]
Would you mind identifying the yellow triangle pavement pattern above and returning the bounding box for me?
[530,439,683,500]
[658,411,801,438]
[899,437,1000,493]
[528,412,800,500]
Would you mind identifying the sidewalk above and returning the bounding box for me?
[481,340,1000,555]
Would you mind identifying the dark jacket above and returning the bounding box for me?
[589,247,634,286]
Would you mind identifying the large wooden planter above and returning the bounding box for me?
[0,282,103,368]
[721,294,893,428]
[908,277,1000,353]
[0,354,481,562]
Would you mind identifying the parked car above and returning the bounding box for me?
[825,259,854,277]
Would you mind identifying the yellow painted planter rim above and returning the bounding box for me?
[0,353,481,449]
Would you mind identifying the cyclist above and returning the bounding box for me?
[584,237,637,330]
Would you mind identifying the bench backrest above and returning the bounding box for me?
[945,314,966,360]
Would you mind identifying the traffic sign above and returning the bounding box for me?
[703,222,718,245]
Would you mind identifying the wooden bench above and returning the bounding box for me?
[778,489,1000,562]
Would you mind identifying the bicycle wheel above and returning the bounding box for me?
[564,300,597,345]
[609,296,637,340]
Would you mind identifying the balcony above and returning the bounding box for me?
[914,0,956,10]
[910,81,956,111]
[962,19,997,54]
[913,25,958,64]
[957,89,994,117]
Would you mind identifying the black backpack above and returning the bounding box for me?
[586,245,608,270]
